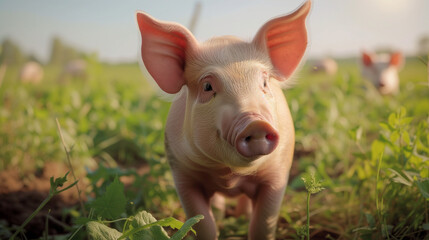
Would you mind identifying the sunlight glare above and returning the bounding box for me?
[373,0,409,13]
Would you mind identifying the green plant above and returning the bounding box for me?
[352,107,429,239]
[300,169,325,240]
[10,172,78,240]
[2,57,428,239]
[79,176,203,239]
[86,211,203,240]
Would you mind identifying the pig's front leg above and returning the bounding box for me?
[248,183,286,240]
[171,171,218,240]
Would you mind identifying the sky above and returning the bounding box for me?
[0,0,428,63]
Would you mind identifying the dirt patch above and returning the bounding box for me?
[0,162,83,238]
[0,191,74,238]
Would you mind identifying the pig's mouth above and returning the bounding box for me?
[223,113,279,159]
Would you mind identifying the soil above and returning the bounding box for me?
[0,162,83,239]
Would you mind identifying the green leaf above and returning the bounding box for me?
[120,211,170,240]
[379,134,395,149]
[416,179,429,199]
[134,211,170,240]
[348,126,363,141]
[50,171,69,190]
[91,176,126,219]
[388,113,397,128]
[120,211,203,240]
[402,131,411,145]
[421,168,429,178]
[86,221,122,240]
[390,131,400,143]
[400,117,413,126]
[398,106,407,119]
[365,213,375,227]
[371,140,385,163]
[156,217,186,232]
[74,217,91,225]
[171,215,204,240]
[379,122,393,132]
[388,168,413,186]
[133,210,159,225]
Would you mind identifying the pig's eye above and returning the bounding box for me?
[262,71,269,88]
[199,80,216,103]
[203,82,213,92]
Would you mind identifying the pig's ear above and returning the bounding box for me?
[390,52,403,68]
[253,1,311,80]
[362,52,373,67]
[136,11,198,94]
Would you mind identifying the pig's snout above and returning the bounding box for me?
[236,121,279,158]
[224,114,279,158]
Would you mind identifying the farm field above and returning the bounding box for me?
[0,57,428,239]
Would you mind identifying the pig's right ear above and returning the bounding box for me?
[362,51,373,67]
[253,1,311,80]
[136,11,198,94]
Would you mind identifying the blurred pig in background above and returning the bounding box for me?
[361,51,404,95]
[310,57,338,76]
[59,59,87,82]
[19,61,44,84]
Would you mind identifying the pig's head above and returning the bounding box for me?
[361,51,404,95]
[137,2,310,167]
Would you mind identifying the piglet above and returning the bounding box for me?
[311,58,338,76]
[136,1,311,239]
[361,51,404,95]
[20,61,44,84]
[62,59,87,79]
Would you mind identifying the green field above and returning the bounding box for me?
[0,57,428,239]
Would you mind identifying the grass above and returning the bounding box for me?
[282,58,429,239]
[0,56,428,239]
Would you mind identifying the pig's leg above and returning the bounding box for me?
[248,184,286,240]
[211,193,225,221]
[172,173,217,240]
[234,194,252,218]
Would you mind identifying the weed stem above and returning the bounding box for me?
[10,193,54,239]
[56,118,86,216]
[307,192,311,240]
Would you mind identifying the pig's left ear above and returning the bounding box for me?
[136,11,198,94]
[390,52,404,68]
[253,1,311,80]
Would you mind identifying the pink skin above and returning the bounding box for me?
[136,1,311,239]
[311,58,338,76]
[20,61,44,84]
[361,51,404,95]
[231,114,279,158]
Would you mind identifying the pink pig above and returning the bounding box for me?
[136,1,311,239]
[361,51,404,95]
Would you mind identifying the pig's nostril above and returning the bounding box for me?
[266,133,277,141]
[245,136,252,142]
